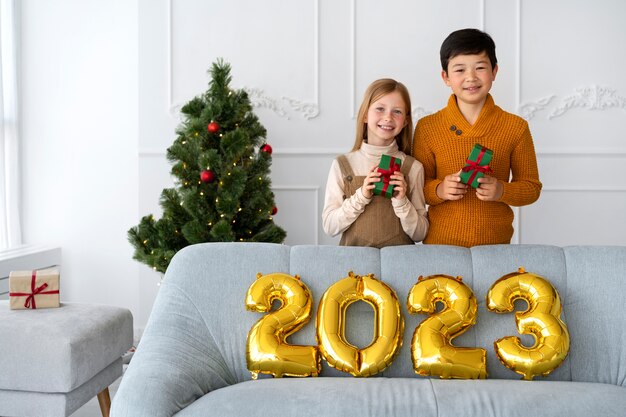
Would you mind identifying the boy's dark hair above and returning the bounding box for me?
[440,28,497,73]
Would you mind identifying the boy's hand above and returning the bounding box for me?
[476,175,503,201]
[436,170,467,201]
[391,171,407,200]
[361,165,381,199]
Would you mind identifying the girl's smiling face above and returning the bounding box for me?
[364,91,408,147]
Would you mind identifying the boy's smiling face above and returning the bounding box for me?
[442,51,498,108]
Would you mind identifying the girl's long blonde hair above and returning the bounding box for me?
[352,78,413,154]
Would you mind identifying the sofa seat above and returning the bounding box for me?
[176,378,626,417]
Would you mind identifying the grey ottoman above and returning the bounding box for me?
[0,302,133,417]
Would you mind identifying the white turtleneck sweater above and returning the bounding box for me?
[322,141,429,242]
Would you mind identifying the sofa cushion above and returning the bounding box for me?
[562,246,626,386]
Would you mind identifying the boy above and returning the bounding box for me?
[413,28,542,247]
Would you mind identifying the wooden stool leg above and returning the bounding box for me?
[97,387,111,417]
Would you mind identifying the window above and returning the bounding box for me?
[0,0,21,250]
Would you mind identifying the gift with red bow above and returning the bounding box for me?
[460,144,493,188]
[9,269,60,310]
[373,154,402,198]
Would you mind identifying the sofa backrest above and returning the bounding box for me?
[146,243,626,388]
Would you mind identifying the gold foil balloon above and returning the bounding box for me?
[407,275,487,379]
[316,272,404,377]
[486,268,570,380]
[245,272,320,378]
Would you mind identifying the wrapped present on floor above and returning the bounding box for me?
[9,268,60,310]
[373,154,402,198]
[460,144,494,188]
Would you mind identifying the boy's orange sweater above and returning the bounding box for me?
[413,94,542,247]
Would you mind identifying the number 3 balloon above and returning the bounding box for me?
[487,268,570,380]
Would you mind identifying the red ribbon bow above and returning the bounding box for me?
[9,270,60,309]
[376,157,400,195]
[461,160,493,174]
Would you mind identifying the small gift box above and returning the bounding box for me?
[373,154,402,198]
[460,144,493,188]
[9,269,60,310]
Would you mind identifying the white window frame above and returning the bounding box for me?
[0,0,21,250]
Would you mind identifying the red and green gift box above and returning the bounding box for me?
[460,144,493,188]
[373,154,402,198]
[8,269,60,310]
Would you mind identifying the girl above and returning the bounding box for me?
[322,78,429,247]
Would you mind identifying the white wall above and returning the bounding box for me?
[20,0,626,333]
[20,1,140,321]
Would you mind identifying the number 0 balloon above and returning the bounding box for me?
[316,272,404,377]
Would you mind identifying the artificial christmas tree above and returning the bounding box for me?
[128,59,286,273]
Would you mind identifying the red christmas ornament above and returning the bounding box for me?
[207,122,220,134]
[200,170,216,183]
[260,144,273,155]
[271,206,278,215]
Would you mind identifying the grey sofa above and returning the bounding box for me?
[111,243,626,416]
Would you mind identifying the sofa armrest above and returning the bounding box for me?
[111,280,235,417]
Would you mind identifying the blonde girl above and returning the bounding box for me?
[322,78,428,247]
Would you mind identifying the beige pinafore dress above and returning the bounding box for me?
[337,155,416,248]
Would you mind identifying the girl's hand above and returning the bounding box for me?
[436,170,467,201]
[361,165,381,199]
[391,170,407,200]
[476,175,503,201]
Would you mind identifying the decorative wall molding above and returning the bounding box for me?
[139,147,345,158]
[536,149,626,156]
[349,0,357,118]
[540,186,626,192]
[243,88,321,120]
[412,106,432,121]
[282,97,320,120]
[518,95,555,120]
[516,186,626,245]
[273,186,321,245]
[167,0,320,120]
[516,2,625,125]
[549,85,626,119]
[479,0,486,31]
[140,147,626,158]
[519,86,626,120]
[244,88,289,119]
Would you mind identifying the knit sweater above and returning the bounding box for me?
[413,94,542,247]
[322,141,429,243]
